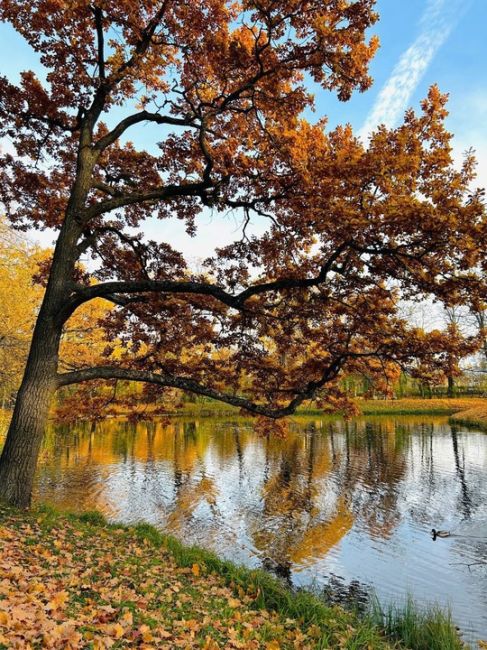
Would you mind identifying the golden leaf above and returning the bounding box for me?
[265,641,281,650]
[46,590,69,611]
[203,636,220,650]
[109,623,125,639]
[121,610,133,626]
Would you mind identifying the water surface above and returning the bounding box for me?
[29,415,487,643]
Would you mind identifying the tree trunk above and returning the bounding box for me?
[0,315,61,508]
[0,124,97,508]
[447,375,455,398]
[0,214,83,508]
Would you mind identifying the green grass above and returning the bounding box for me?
[358,398,487,417]
[451,416,487,431]
[76,509,108,526]
[360,407,455,415]
[450,405,487,431]
[369,597,464,650]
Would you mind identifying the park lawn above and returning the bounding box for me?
[0,504,398,650]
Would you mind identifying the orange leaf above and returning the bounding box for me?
[109,623,125,639]
[265,641,280,650]
[46,589,69,611]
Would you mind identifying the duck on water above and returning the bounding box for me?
[431,529,451,540]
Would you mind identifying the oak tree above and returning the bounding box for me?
[0,0,485,507]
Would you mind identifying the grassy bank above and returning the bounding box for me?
[88,397,487,420]
[0,504,465,649]
[450,404,487,430]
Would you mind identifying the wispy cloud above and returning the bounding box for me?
[359,0,465,141]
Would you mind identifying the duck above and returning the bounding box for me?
[431,528,450,540]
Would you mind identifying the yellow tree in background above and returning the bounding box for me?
[0,220,116,416]
[0,220,43,407]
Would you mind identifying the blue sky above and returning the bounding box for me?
[1,0,486,255]
[319,0,487,187]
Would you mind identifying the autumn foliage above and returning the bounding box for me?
[0,221,44,401]
[0,0,485,506]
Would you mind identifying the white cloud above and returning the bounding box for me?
[359,0,465,141]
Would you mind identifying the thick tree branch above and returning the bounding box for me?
[68,280,240,314]
[91,5,106,81]
[64,243,350,318]
[83,179,213,220]
[199,118,213,185]
[92,181,122,196]
[55,367,305,418]
[100,294,145,307]
[55,356,346,418]
[94,110,198,151]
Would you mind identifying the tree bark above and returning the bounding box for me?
[447,375,455,398]
[0,322,60,507]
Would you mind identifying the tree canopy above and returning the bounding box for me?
[0,0,485,419]
[0,1,486,507]
[0,221,43,402]
[1,1,485,419]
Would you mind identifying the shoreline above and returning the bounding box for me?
[60,397,487,421]
[450,405,487,431]
[0,504,466,649]
[1,397,486,432]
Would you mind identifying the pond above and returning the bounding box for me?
[27,415,487,643]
